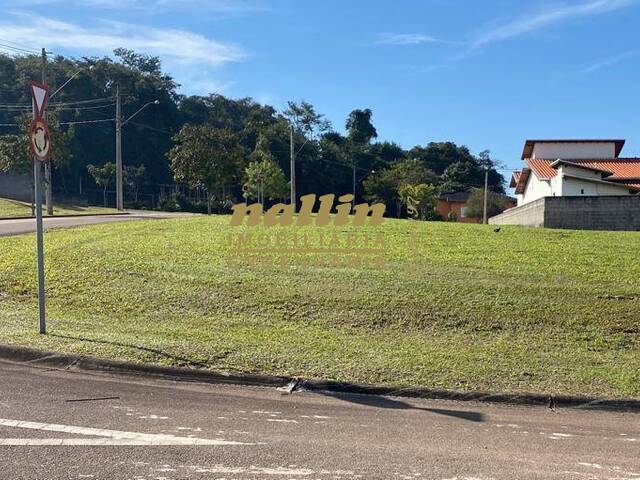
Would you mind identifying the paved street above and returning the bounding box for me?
[0,360,638,479]
[0,211,196,237]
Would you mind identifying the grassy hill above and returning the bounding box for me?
[0,197,117,218]
[0,215,638,397]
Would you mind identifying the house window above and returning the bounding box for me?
[460,206,469,218]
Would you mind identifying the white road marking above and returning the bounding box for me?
[176,464,356,476]
[0,418,256,446]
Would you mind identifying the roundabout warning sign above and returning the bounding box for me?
[28,118,51,161]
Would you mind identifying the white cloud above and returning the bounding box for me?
[472,0,635,48]
[0,13,246,66]
[3,0,267,16]
[375,33,451,46]
[579,50,638,74]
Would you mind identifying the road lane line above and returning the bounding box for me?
[0,418,256,446]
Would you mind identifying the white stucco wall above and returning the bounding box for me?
[561,177,632,196]
[531,142,616,159]
[552,165,632,197]
[520,173,552,205]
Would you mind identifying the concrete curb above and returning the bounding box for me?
[1,343,639,412]
[0,212,129,221]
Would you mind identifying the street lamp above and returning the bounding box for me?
[115,94,159,211]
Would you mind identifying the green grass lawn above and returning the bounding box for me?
[0,216,639,398]
[0,197,117,218]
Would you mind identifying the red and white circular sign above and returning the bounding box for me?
[28,118,51,161]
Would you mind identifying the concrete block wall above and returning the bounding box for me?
[489,197,546,227]
[544,196,640,231]
[0,173,32,202]
[489,195,640,231]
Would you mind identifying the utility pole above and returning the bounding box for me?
[289,124,295,211]
[483,164,489,224]
[41,48,54,216]
[115,84,123,211]
[352,163,356,208]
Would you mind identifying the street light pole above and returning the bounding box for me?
[483,164,489,224]
[115,95,159,211]
[115,84,123,211]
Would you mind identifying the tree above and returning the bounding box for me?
[441,161,481,192]
[0,134,34,214]
[87,162,116,206]
[398,183,440,221]
[168,124,245,214]
[407,142,475,175]
[364,159,437,216]
[0,134,31,176]
[346,109,377,144]
[244,159,289,205]
[283,100,331,138]
[465,188,509,219]
[124,164,147,203]
[345,108,378,201]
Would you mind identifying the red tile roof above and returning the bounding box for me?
[514,168,531,194]
[509,171,521,188]
[527,158,640,189]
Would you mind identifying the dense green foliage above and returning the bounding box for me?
[465,188,511,218]
[0,50,505,214]
[0,217,638,397]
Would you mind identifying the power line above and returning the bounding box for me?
[0,46,32,56]
[0,97,114,109]
[51,102,115,111]
[0,118,115,127]
[50,97,114,107]
[0,39,39,54]
[59,118,115,126]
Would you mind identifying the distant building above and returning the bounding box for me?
[437,189,515,223]
[510,140,640,206]
[491,139,640,231]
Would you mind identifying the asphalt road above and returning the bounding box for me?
[0,360,638,479]
[0,211,195,237]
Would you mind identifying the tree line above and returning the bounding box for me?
[0,49,505,218]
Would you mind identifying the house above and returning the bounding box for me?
[510,139,640,206]
[437,189,516,223]
[490,139,640,231]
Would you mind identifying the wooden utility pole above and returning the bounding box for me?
[352,163,356,208]
[289,124,295,211]
[483,165,489,224]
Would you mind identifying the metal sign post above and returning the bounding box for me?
[28,81,51,334]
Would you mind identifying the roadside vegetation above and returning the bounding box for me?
[0,197,117,218]
[0,216,638,397]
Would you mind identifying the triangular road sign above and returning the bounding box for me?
[29,81,49,117]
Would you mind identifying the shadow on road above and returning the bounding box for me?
[314,391,485,422]
[49,333,219,368]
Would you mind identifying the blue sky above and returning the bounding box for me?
[1,0,639,173]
